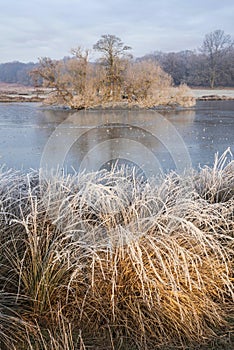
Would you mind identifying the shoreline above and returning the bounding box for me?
[191,88,234,100]
[1,85,234,104]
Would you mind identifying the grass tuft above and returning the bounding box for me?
[0,151,233,349]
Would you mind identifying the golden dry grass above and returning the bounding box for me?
[0,151,233,349]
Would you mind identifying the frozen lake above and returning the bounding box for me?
[0,101,233,177]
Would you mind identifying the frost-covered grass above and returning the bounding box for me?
[0,151,233,349]
[192,88,234,99]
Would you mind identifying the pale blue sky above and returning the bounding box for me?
[0,0,233,62]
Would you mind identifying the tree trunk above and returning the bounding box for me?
[210,71,215,88]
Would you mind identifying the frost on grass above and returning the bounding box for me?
[0,150,233,349]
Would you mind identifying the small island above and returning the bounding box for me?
[28,35,195,110]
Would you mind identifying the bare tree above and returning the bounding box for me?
[200,29,233,88]
[67,47,90,95]
[30,35,194,108]
[30,57,73,103]
[93,34,132,99]
[31,49,94,107]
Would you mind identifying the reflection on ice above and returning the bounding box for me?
[0,101,233,172]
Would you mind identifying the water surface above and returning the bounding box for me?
[0,101,233,176]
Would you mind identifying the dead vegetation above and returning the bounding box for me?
[0,151,233,349]
[31,35,195,109]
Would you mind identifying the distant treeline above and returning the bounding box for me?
[0,29,233,88]
[139,48,234,88]
[0,61,37,86]
[1,51,234,88]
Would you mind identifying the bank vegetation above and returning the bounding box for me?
[0,150,233,349]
